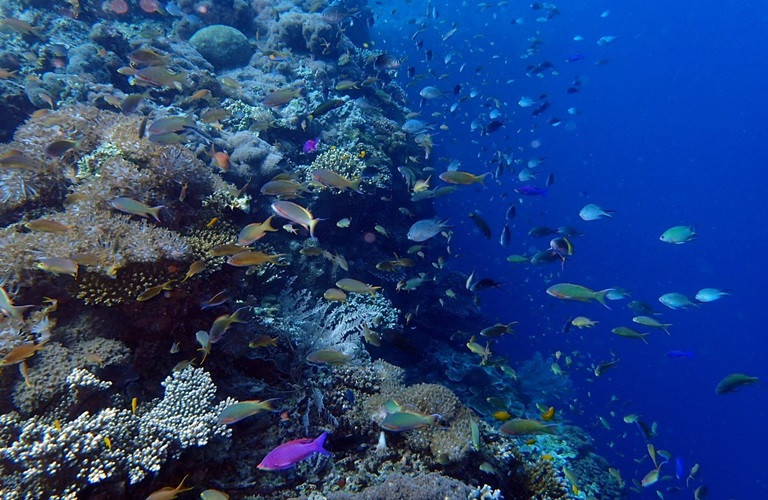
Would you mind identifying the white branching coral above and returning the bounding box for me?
[0,367,234,499]
[276,287,399,357]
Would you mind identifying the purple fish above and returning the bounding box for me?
[665,350,694,359]
[303,138,319,153]
[257,432,330,471]
[515,185,549,196]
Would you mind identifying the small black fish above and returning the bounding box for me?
[425,49,432,61]
[483,119,504,135]
[472,278,504,291]
[453,83,462,94]
[532,102,550,116]
[546,173,555,187]
[407,66,416,78]
[468,211,491,239]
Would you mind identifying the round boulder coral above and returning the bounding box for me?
[189,25,252,69]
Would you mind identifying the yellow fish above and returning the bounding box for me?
[492,411,511,421]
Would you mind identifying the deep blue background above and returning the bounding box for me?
[373,0,768,497]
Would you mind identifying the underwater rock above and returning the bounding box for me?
[327,473,473,499]
[66,43,111,83]
[189,25,252,70]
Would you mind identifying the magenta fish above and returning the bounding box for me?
[515,185,549,196]
[257,432,330,471]
[302,138,319,153]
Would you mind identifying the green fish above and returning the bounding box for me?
[715,373,759,394]
[383,398,402,414]
[217,399,278,425]
[659,225,697,244]
[546,283,611,309]
[612,326,650,343]
[466,336,492,363]
[499,365,518,380]
[470,417,480,450]
[381,411,441,431]
[632,316,672,334]
[641,468,659,487]
[109,197,164,222]
[306,349,351,365]
[506,254,528,263]
[499,418,556,435]
[309,98,345,120]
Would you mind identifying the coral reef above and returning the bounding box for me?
[0,367,233,498]
[0,1,627,498]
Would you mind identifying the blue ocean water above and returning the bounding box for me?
[377,0,768,497]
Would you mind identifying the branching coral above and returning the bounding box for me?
[274,286,399,361]
[0,366,234,498]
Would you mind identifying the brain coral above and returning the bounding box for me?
[189,25,252,69]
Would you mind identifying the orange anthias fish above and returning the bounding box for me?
[541,406,555,421]
[271,201,323,239]
[311,169,363,193]
[0,341,48,366]
[237,216,277,245]
[226,251,285,267]
[263,87,303,107]
[146,475,193,500]
[207,144,230,172]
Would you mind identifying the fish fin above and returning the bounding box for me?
[148,205,165,223]
[261,398,280,411]
[264,215,277,231]
[308,217,325,239]
[314,431,331,455]
[595,289,612,310]
[350,177,364,193]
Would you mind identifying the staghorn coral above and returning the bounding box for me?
[0,367,234,498]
